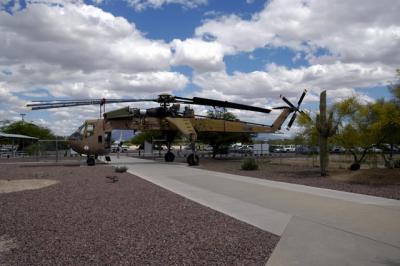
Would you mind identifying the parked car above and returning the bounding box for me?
[331,146,346,153]
[272,147,282,153]
[282,145,296,153]
[239,145,253,154]
[371,146,382,153]
[111,144,129,152]
[381,144,400,153]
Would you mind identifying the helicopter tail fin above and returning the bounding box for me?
[271,108,292,131]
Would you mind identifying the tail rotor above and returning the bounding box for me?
[274,89,308,130]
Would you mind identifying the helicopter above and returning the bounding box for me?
[27,90,308,166]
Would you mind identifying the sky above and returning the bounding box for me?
[0,0,399,137]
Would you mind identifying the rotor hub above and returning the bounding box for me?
[157,94,175,106]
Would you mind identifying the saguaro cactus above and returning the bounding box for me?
[316,91,336,176]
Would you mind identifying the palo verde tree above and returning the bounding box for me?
[369,71,400,167]
[197,109,254,158]
[370,99,400,166]
[333,68,400,168]
[330,97,372,169]
[296,113,319,147]
[332,91,400,169]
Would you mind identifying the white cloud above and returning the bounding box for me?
[195,0,400,66]
[0,2,190,134]
[19,90,49,98]
[190,61,390,130]
[0,84,26,121]
[124,0,207,11]
[0,3,172,73]
[327,88,375,104]
[171,38,225,72]
[189,0,399,129]
[0,2,189,94]
[1,0,399,136]
[2,64,188,98]
[193,62,393,106]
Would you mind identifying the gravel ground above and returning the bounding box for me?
[0,163,279,265]
[197,158,400,200]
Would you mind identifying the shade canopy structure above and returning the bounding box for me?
[0,132,38,140]
[0,132,38,157]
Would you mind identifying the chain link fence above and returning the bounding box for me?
[0,139,81,163]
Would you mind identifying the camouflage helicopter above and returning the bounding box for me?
[27,90,307,166]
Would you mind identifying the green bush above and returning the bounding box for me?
[241,158,259,170]
[114,166,128,173]
[350,163,360,171]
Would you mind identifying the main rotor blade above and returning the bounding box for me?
[297,89,307,106]
[287,113,297,129]
[30,99,103,102]
[27,98,156,110]
[27,100,104,107]
[272,106,290,110]
[188,97,271,114]
[28,102,97,110]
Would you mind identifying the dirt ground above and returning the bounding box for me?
[197,158,400,200]
[0,179,59,194]
[0,162,278,265]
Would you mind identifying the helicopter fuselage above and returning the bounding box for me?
[28,91,307,166]
[68,119,112,157]
[67,106,292,165]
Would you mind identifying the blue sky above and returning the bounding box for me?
[0,0,398,135]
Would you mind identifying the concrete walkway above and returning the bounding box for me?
[107,156,400,266]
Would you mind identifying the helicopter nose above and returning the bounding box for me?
[68,135,82,153]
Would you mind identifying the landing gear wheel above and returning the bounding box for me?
[164,151,175,162]
[187,153,199,166]
[87,157,95,166]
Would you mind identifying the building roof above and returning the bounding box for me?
[0,132,38,140]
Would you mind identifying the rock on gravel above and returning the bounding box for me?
[0,163,279,265]
[0,235,17,253]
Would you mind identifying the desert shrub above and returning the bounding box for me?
[114,166,128,173]
[350,163,360,171]
[241,158,259,170]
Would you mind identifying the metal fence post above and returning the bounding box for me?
[12,138,15,157]
[55,138,58,163]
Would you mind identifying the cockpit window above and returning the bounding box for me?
[86,124,95,137]
[80,124,85,135]
[69,124,85,141]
